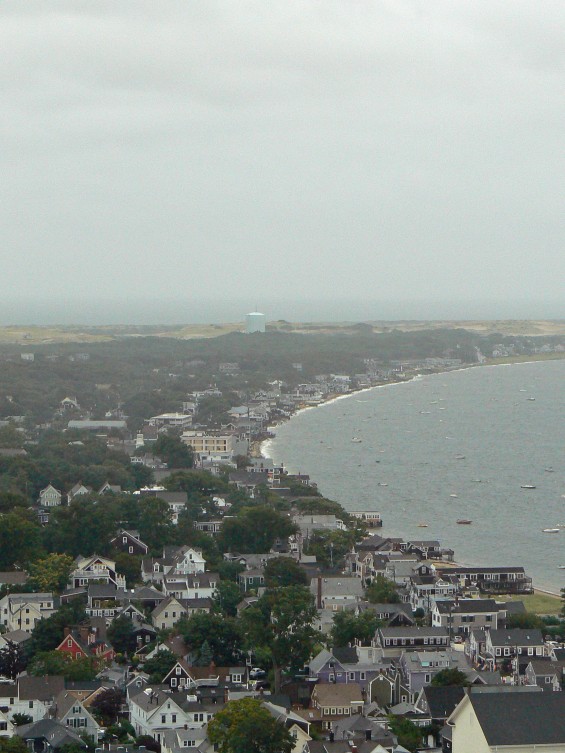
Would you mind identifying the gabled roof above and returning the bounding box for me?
[488,628,544,646]
[466,691,565,745]
[16,719,87,749]
[313,683,364,705]
[435,599,499,614]
[420,685,466,720]
[18,675,65,701]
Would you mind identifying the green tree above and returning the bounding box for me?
[164,470,229,496]
[90,688,124,725]
[561,587,565,618]
[213,581,242,618]
[431,668,471,687]
[506,612,544,630]
[365,575,400,604]
[114,552,142,588]
[152,435,194,469]
[25,599,87,658]
[387,715,422,752]
[330,611,381,648]
[107,616,137,656]
[0,737,29,753]
[0,640,27,679]
[264,557,307,588]
[0,511,43,569]
[179,613,243,666]
[242,585,317,693]
[136,497,177,553]
[303,529,356,569]
[11,713,33,726]
[28,553,74,593]
[208,697,293,753]
[142,650,178,683]
[28,651,99,681]
[219,506,297,554]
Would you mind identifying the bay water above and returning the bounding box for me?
[264,360,565,593]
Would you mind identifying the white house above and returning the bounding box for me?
[0,593,55,633]
[38,485,62,507]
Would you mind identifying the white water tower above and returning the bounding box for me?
[245,311,266,333]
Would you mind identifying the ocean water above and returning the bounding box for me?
[264,360,565,593]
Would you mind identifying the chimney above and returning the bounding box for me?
[64,626,72,637]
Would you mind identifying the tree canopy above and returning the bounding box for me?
[207,697,293,753]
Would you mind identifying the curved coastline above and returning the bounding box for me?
[261,359,564,597]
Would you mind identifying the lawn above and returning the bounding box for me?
[497,592,563,615]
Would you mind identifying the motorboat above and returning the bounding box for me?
[351,437,362,443]
[542,528,560,533]
[417,523,429,527]
[457,519,473,525]
[521,485,536,489]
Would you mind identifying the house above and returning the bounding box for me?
[0,592,55,632]
[524,659,565,692]
[311,576,365,610]
[128,684,216,744]
[358,602,415,627]
[434,565,533,595]
[38,484,62,507]
[142,546,206,584]
[446,689,565,752]
[0,629,31,651]
[375,627,450,657]
[56,624,115,663]
[0,676,66,723]
[53,691,101,739]
[98,482,122,495]
[151,596,211,631]
[162,572,218,601]
[399,650,461,699]
[67,483,93,505]
[109,529,149,556]
[431,599,502,635]
[307,647,385,694]
[414,684,466,726]
[484,629,545,669]
[15,719,87,752]
[0,708,15,738]
[85,584,127,619]
[408,571,459,612]
[69,555,126,589]
[307,683,364,730]
[237,569,265,592]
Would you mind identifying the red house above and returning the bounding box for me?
[56,623,115,663]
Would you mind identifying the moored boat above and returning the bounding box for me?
[457,519,472,525]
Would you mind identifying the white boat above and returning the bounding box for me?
[351,437,362,443]
[559,565,565,569]
[455,455,466,460]
[521,485,536,489]
[450,494,458,498]
[542,528,560,533]
[417,523,428,527]
[527,397,536,401]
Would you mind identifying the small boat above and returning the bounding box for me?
[450,494,458,498]
[527,397,536,401]
[542,528,560,533]
[457,519,473,525]
[417,523,429,527]
[378,482,388,487]
[351,437,362,443]
[455,455,466,460]
[521,485,536,489]
[545,468,554,472]
[559,565,565,570]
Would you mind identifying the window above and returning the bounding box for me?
[28,701,33,709]
[68,639,73,647]
[176,666,181,674]
[504,648,510,656]
[360,672,366,681]
[349,672,355,681]
[528,647,533,655]
[171,714,177,723]
[129,546,134,554]
[171,678,177,687]
[123,537,127,543]
[545,677,552,684]
[161,715,166,724]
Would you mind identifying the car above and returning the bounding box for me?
[249,667,266,679]
[453,635,464,644]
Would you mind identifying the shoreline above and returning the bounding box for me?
[259,358,564,600]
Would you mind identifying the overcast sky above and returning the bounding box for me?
[1,1,563,323]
